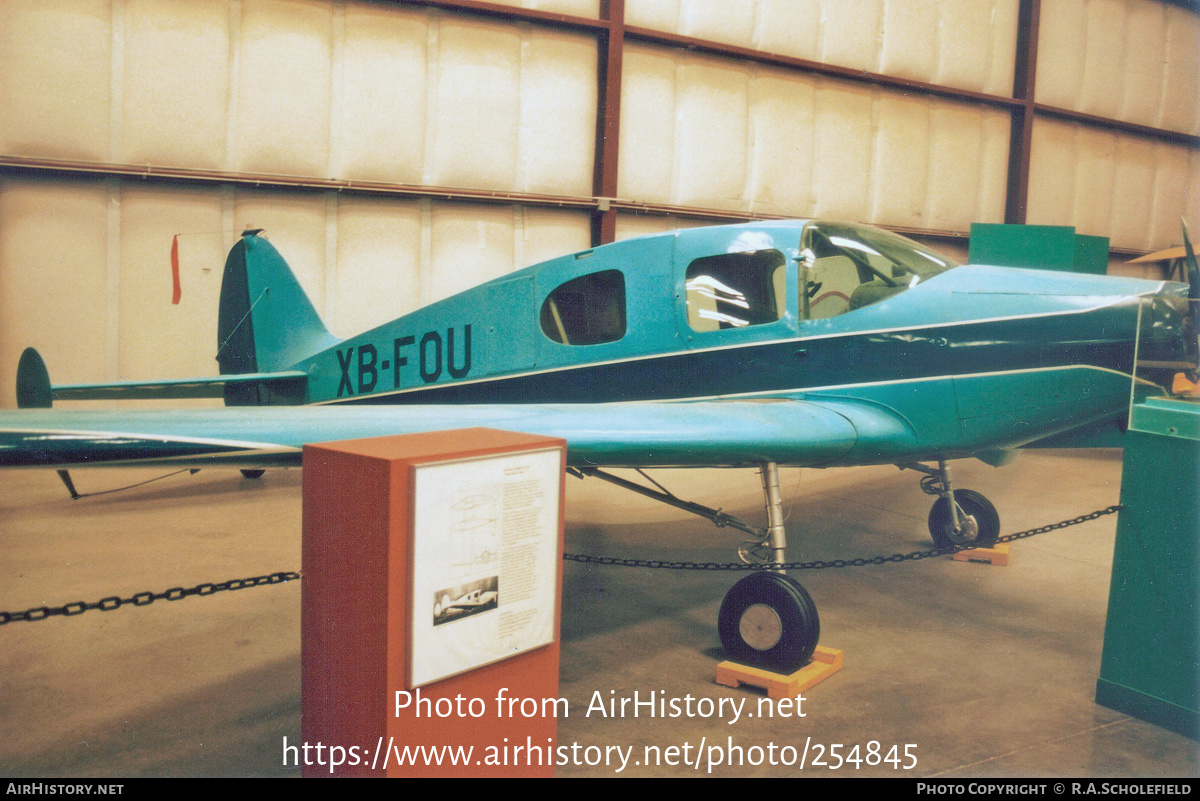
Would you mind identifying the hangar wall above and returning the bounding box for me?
[1031,0,1200,248]
[0,0,1196,406]
[617,46,1012,227]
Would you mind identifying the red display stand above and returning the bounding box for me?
[301,428,566,777]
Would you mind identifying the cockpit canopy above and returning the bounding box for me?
[799,221,957,320]
[536,219,959,348]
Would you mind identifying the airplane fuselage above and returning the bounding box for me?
[296,221,1185,461]
[1,220,1190,470]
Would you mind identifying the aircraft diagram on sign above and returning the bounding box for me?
[2,218,1196,671]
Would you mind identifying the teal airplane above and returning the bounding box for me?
[3,219,1196,671]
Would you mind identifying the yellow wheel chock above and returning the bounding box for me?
[715,645,843,699]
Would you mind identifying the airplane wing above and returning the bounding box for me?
[0,397,918,470]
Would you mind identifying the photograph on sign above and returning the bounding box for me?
[409,447,561,687]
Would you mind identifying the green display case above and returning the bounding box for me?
[1096,397,1200,738]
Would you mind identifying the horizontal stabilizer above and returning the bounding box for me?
[16,349,306,406]
[48,372,308,403]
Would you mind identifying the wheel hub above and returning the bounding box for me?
[953,513,979,542]
[739,603,783,651]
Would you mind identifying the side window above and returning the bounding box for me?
[540,270,626,345]
[685,250,786,332]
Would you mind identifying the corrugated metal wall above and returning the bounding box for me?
[0,0,1196,406]
[617,47,1011,227]
[625,0,1018,94]
[1030,0,1200,246]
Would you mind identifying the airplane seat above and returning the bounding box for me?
[806,255,859,319]
[849,279,906,311]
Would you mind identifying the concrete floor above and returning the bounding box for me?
[1,449,1196,777]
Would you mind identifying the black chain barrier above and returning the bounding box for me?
[0,571,301,626]
[0,506,1122,625]
[562,505,1124,571]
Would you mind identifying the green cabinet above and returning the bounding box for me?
[969,223,1109,275]
[1096,397,1200,738]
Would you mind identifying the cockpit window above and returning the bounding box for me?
[800,221,956,319]
[685,250,786,332]
[540,269,626,345]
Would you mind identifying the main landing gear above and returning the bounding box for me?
[575,458,999,673]
[574,462,821,673]
[717,463,820,672]
[902,460,1000,549]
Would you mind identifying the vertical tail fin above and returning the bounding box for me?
[217,231,337,405]
[16,348,52,408]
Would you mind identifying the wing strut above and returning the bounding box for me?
[569,466,766,540]
[570,463,794,569]
[56,470,80,500]
[52,468,200,501]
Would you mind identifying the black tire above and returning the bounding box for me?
[240,469,265,479]
[928,489,999,548]
[718,572,820,672]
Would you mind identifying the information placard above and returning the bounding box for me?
[409,446,562,687]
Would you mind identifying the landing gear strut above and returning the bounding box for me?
[716,463,820,672]
[903,460,1000,549]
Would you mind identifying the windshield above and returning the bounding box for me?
[798,221,957,319]
[803,221,957,279]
